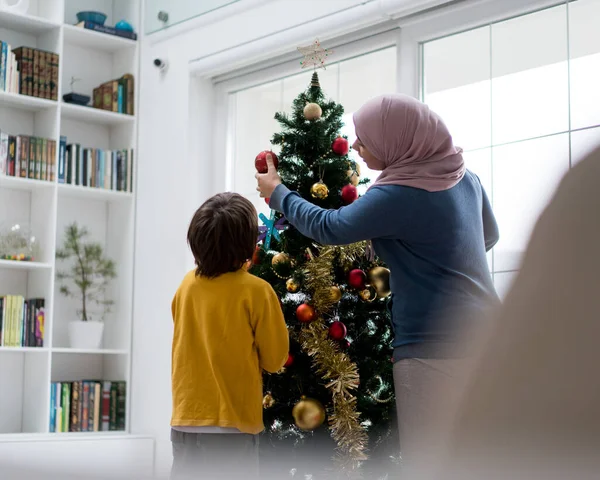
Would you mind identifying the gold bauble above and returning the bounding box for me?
[347,169,360,186]
[310,181,329,199]
[286,278,300,293]
[368,266,391,298]
[303,102,322,120]
[328,286,342,303]
[292,396,326,431]
[359,286,377,302]
[271,252,290,266]
[263,393,275,409]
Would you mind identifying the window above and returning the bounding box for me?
[228,47,397,218]
[422,0,600,298]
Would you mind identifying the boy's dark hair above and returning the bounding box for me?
[187,193,258,278]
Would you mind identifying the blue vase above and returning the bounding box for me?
[115,20,134,32]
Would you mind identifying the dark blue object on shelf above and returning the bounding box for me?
[63,93,91,106]
[76,11,107,25]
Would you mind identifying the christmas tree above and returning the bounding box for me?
[251,69,398,479]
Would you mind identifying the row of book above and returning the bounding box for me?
[0,296,45,347]
[59,137,134,192]
[1,42,59,100]
[92,74,134,115]
[0,130,57,181]
[50,380,126,433]
[0,41,20,94]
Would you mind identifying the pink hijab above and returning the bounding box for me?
[353,94,465,192]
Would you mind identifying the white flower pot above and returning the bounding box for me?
[68,320,104,349]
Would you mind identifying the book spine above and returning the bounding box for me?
[109,382,118,430]
[8,136,16,176]
[70,380,80,432]
[61,383,69,432]
[124,74,134,116]
[49,382,56,432]
[32,49,39,98]
[0,131,8,174]
[102,82,112,110]
[18,135,27,178]
[50,139,56,182]
[116,381,126,430]
[21,300,27,347]
[101,381,111,431]
[81,381,90,432]
[36,136,42,180]
[41,138,48,181]
[88,381,95,431]
[55,382,62,432]
[80,21,138,40]
[93,382,101,432]
[58,136,66,183]
[128,149,134,192]
[0,297,3,347]
[111,80,118,112]
[50,53,58,101]
[1,41,7,92]
[93,87,101,108]
[38,51,47,99]
[28,137,35,179]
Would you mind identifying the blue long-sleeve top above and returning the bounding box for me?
[269,170,500,361]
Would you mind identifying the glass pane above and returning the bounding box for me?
[233,80,282,194]
[491,5,569,144]
[492,134,570,271]
[494,271,518,301]
[569,0,600,129]
[338,47,397,113]
[571,127,600,166]
[423,27,492,150]
[144,0,239,34]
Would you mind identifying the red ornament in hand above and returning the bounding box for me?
[284,353,294,368]
[341,184,358,204]
[296,303,317,323]
[265,197,270,205]
[255,150,279,173]
[348,269,367,290]
[328,321,347,341]
[332,137,349,156]
[252,246,261,265]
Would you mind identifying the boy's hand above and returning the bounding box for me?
[255,154,282,198]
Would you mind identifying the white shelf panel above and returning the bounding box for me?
[0,175,56,192]
[52,348,128,355]
[0,11,60,35]
[0,432,150,442]
[62,24,137,53]
[0,91,58,112]
[60,102,135,126]
[57,183,133,202]
[0,347,49,353]
[0,260,53,271]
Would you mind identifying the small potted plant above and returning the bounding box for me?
[56,223,116,349]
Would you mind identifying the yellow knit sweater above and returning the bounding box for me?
[171,269,289,434]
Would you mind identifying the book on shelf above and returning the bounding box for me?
[3,45,59,100]
[50,380,126,433]
[0,296,45,347]
[92,74,134,115]
[0,130,56,181]
[0,40,21,94]
[74,21,138,41]
[61,140,134,193]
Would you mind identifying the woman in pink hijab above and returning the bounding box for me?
[256,94,499,469]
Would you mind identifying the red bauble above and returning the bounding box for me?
[252,246,261,265]
[296,303,317,323]
[328,321,347,341]
[348,269,367,290]
[265,197,270,205]
[255,150,279,173]
[341,184,358,204]
[340,339,351,350]
[284,353,294,368]
[332,137,349,156]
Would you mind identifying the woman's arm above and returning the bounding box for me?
[269,184,400,245]
[482,186,499,252]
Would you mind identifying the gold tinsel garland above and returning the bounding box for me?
[301,242,370,474]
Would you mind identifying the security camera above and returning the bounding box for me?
[153,58,168,72]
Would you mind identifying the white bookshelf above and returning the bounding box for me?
[0,0,140,440]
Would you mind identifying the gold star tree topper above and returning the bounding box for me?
[297,39,334,70]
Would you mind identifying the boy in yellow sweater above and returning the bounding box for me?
[170,192,289,480]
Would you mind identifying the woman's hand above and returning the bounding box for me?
[255,154,282,198]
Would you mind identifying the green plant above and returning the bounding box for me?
[56,222,117,322]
